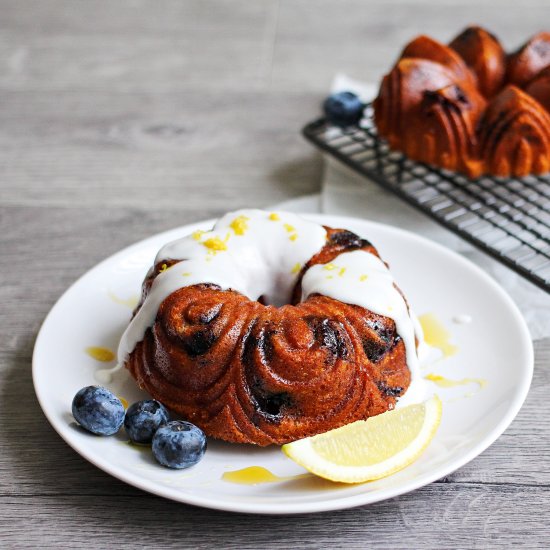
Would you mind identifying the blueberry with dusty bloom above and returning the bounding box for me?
[72,386,125,436]
[152,421,207,469]
[124,399,170,444]
[323,91,365,126]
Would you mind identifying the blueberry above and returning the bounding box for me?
[152,421,207,469]
[72,386,125,436]
[124,399,170,444]
[323,91,365,126]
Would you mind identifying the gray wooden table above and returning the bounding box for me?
[1,1,549,547]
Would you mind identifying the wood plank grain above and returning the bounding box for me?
[0,91,322,209]
[272,0,550,91]
[0,0,278,93]
[0,484,549,548]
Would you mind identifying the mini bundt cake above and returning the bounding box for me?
[401,35,478,89]
[373,26,550,178]
[375,57,486,176]
[118,210,423,446]
[479,86,550,176]
[449,26,506,98]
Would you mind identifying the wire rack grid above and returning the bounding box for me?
[303,104,550,294]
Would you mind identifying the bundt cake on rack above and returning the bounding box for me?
[118,210,423,446]
[373,26,550,178]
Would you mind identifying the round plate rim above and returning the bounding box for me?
[32,212,534,514]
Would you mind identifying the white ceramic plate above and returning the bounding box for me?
[33,214,533,514]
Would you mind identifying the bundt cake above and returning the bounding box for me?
[449,26,506,98]
[118,210,423,446]
[373,26,550,178]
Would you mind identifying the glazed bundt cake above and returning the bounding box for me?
[118,210,422,446]
[373,26,550,178]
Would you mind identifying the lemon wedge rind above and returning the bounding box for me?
[282,395,442,484]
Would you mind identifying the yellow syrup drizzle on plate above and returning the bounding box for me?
[425,373,486,388]
[108,291,139,309]
[222,466,309,485]
[418,313,458,357]
[85,346,115,362]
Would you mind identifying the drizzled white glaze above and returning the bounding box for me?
[117,209,423,395]
[301,250,420,378]
[94,364,123,384]
[117,210,327,362]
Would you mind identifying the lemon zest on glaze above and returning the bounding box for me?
[291,262,302,274]
[284,223,296,233]
[202,233,230,253]
[159,263,168,273]
[182,272,192,277]
[359,274,368,282]
[323,263,336,271]
[338,267,346,277]
[230,215,249,236]
[289,233,298,242]
[192,230,205,241]
[268,213,280,221]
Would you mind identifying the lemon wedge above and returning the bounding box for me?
[282,395,442,483]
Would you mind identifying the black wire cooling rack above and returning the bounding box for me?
[302,104,550,294]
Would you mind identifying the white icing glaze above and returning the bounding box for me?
[94,363,123,384]
[117,209,327,362]
[301,249,421,384]
[117,209,423,398]
[396,315,426,407]
[94,370,112,384]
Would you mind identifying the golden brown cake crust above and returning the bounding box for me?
[507,32,550,88]
[449,26,506,98]
[125,227,412,446]
[374,26,550,178]
[479,85,550,177]
[525,65,550,113]
[401,35,477,89]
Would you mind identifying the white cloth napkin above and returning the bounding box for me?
[321,75,550,340]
